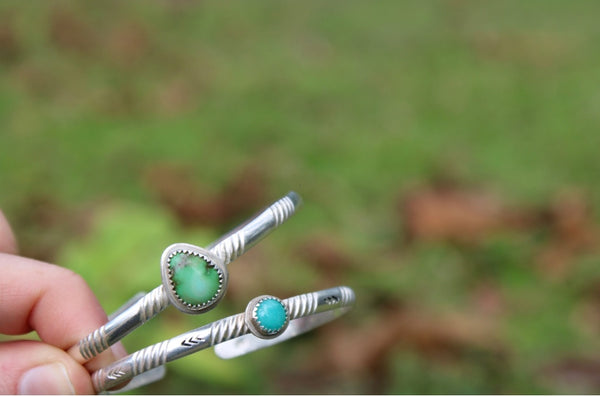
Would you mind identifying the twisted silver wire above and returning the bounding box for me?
[138,286,170,323]
[271,194,297,227]
[207,192,301,265]
[77,286,169,361]
[78,326,109,360]
[338,285,355,306]
[71,192,301,363]
[210,313,248,346]
[131,340,170,375]
[284,292,319,320]
[208,231,245,265]
[92,286,354,393]
[92,340,170,391]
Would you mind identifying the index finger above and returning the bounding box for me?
[0,253,120,369]
[0,211,17,255]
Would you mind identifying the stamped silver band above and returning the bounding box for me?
[68,192,302,363]
[92,286,355,393]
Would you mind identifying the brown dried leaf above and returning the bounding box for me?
[144,163,225,226]
[315,304,503,377]
[400,184,535,245]
[470,281,506,316]
[571,281,600,337]
[218,165,266,224]
[296,236,356,285]
[105,21,150,68]
[144,163,266,227]
[536,189,599,279]
[49,8,97,54]
[0,17,21,64]
[154,79,194,116]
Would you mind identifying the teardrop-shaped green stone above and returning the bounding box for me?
[169,252,220,305]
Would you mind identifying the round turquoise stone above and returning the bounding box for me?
[255,298,287,333]
[169,252,220,305]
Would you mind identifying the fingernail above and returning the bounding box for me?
[18,362,75,395]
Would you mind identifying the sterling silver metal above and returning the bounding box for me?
[68,192,302,363]
[92,286,355,393]
[104,293,167,394]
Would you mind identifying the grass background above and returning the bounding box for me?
[2,0,600,393]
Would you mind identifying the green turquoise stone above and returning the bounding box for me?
[169,252,220,305]
[256,298,287,332]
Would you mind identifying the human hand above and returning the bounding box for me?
[0,210,126,394]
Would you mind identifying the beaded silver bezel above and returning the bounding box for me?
[160,243,228,315]
[244,295,289,339]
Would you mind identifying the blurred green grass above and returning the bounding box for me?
[2,0,600,394]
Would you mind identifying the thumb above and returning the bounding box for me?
[0,210,17,255]
[0,340,95,394]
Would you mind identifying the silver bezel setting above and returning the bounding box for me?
[244,295,289,339]
[160,243,228,315]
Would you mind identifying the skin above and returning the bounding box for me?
[0,210,126,394]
